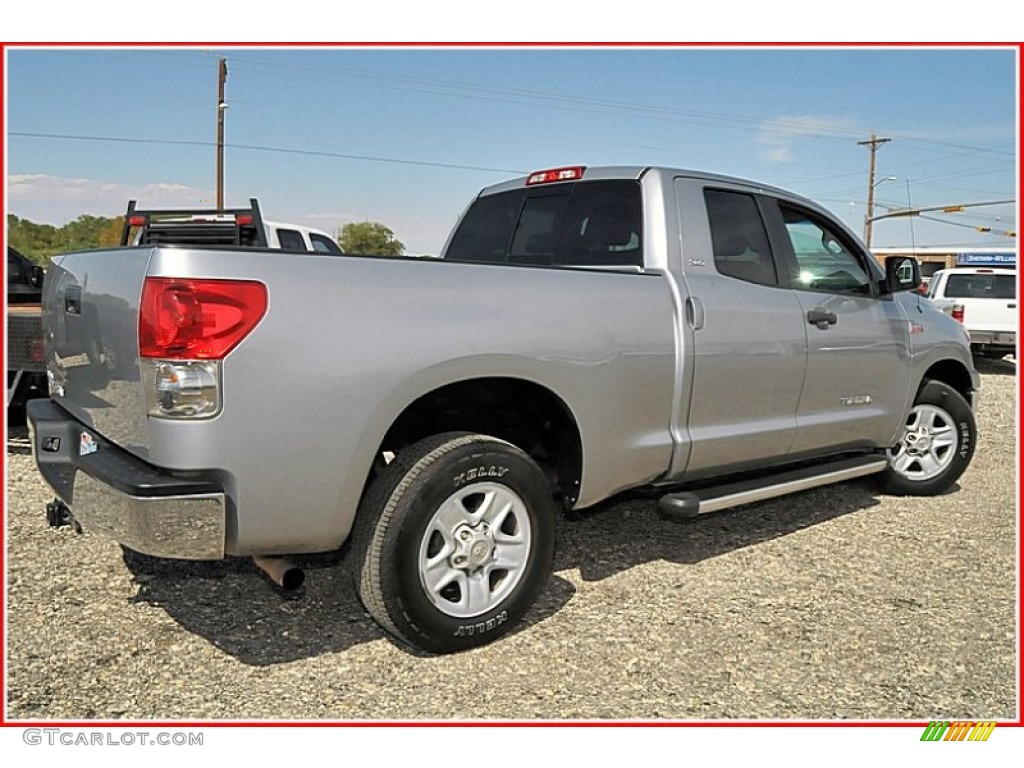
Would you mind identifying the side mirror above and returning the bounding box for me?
[30,265,45,288]
[884,256,920,294]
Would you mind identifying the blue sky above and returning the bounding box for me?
[5,46,1018,255]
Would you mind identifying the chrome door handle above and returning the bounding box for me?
[686,296,705,330]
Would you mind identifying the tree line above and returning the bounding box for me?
[7,214,123,264]
[7,214,406,263]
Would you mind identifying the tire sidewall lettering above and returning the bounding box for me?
[958,420,971,458]
[452,465,510,488]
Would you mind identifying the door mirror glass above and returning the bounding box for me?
[885,256,921,293]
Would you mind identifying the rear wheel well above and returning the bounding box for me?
[372,378,583,508]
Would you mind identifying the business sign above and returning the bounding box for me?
[956,252,1016,266]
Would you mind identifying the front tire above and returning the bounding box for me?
[352,432,556,653]
[880,380,976,496]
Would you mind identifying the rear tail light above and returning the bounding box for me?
[139,278,267,360]
[139,278,267,419]
[951,304,965,323]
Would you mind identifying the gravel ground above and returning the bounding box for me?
[4,357,1018,721]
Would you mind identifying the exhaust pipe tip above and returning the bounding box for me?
[253,556,305,591]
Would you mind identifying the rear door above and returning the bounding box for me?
[674,182,808,475]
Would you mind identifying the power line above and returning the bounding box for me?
[228,53,1016,158]
[916,214,1016,237]
[8,131,527,176]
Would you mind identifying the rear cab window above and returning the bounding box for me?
[445,180,643,269]
[943,273,1016,299]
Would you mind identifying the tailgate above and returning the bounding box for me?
[959,298,1018,332]
[941,272,1017,332]
[45,247,154,459]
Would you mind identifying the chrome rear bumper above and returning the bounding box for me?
[27,399,226,560]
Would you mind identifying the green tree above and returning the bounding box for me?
[337,221,405,256]
[97,217,126,248]
[7,213,123,264]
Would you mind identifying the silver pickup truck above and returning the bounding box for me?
[28,165,980,653]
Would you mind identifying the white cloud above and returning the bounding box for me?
[756,115,858,164]
[7,174,214,223]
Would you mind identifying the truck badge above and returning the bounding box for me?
[840,395,872,407]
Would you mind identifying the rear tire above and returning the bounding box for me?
[880,380,975,496]
[352,432,556,653]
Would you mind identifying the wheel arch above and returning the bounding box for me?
[367,376,584,510]
[918,358,975,403]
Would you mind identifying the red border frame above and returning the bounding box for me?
[1,40,1021,730]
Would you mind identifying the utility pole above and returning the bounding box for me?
[858,133,890,248]
[216,57,228,210]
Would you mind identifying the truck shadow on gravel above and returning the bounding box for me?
[78,468,895,665]
[555,479,885,583]
[123,549,576,665]
[971,354,1016,376]
[124,476,884,663]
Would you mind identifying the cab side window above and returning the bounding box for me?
[310,233,343,255]
[779,205,872,295]
[277,228,307,252]
[704,189,778,286]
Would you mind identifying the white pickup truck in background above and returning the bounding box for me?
[927,267,1017,358]
[122,198,344,255]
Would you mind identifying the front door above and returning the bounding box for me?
[770,201,912,454]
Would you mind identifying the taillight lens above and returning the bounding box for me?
[139,278,267,360]
[951,304,965,323]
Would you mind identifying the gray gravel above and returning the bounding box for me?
[5,357,1018,721]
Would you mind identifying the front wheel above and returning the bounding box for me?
[352,432,556,653]
[880,380,976,496]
